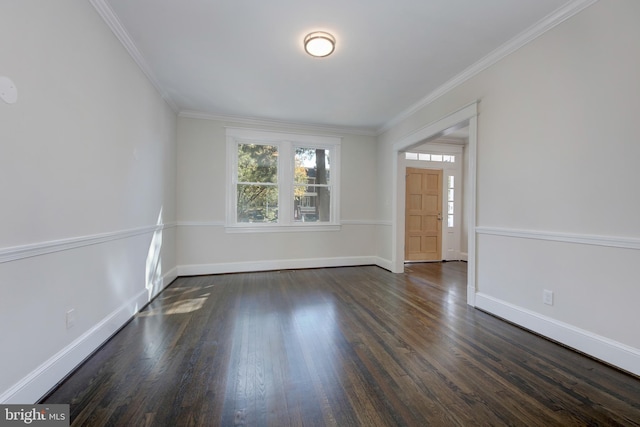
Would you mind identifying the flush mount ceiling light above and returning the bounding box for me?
[304,31,335,57]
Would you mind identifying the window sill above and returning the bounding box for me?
[225,223,341,233]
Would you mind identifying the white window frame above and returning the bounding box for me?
[226,127,341,233]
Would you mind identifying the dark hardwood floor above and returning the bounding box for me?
[43,263,640,426]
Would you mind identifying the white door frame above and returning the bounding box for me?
[391,102,478,306]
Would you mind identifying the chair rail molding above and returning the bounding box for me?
[476,226,640,251]
[0,223,177,264]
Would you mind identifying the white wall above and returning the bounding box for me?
[0,1,177,403]
[176,116,380,273]
[377,0,640,375]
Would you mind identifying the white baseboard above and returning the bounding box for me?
[177,256,382,276]
[475,293,640,377]
[374,257,394,272]
[0,269,177,404]
[158,267,178,296]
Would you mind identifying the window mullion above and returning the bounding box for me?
[227,138,239,225]
[279,142,293,224]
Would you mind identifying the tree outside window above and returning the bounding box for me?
[236,143,278,223]
[294,148,330,222]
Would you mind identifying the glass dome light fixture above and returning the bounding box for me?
[304,31,336,57]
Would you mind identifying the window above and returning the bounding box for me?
[294,147,331,222]
[447,175,455,228]
[227,128,341,231]
[236,143,279,222]
[405,152,455,163]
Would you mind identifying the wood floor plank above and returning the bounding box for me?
[43,263,640,426]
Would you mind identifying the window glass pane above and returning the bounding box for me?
[418,153,430,161]
[448,215,454,228]
[405,152,418,160]
[237,185,278,222]
[443,155,455,162]
[295,148,330,185]
[448,189,454,201]
[237,144,278,183]
[448,201,454,214]
[431,154,443,162]
[448,176,454,188]
[294,148,331,223]
[294,186,331,222]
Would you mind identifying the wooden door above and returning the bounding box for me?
[405,168,442,261]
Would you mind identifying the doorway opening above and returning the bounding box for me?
[391,102,477,306]
[403,138,466,262]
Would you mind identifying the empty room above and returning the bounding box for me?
[1,0,639,425]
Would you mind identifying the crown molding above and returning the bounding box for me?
[91,0,598,137]
[378,0,599,135]
[178,110,378,137]
[89,0,179,113]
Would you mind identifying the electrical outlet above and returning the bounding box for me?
[543,290,554,306]
[66,309,76,329]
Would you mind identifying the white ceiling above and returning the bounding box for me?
[100,0,579,133]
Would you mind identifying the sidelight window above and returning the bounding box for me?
[447,175,455,228]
